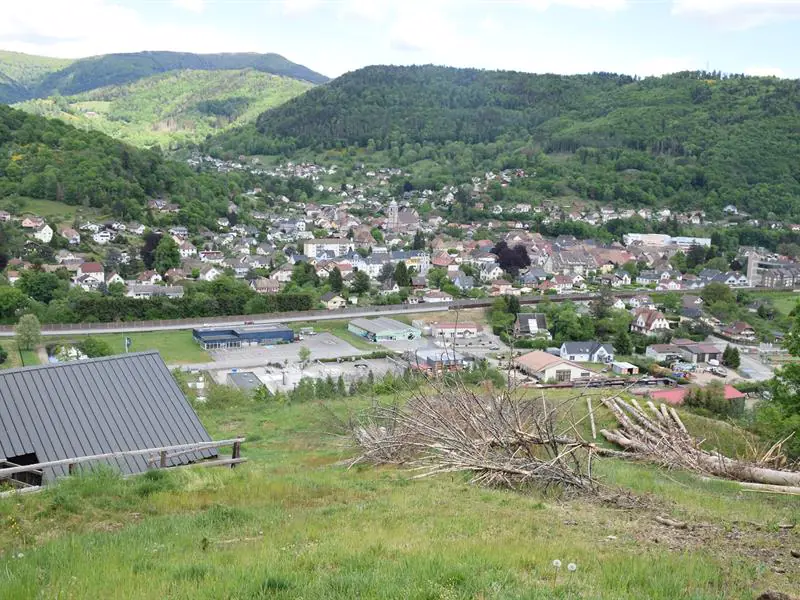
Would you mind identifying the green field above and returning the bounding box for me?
[1,391,797,599]
[47,330,210,365]
[755,291,800,315]
[0,197,106,225]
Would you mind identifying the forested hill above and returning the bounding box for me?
[14,69,313,149]
[0,104,243,224]
[0,50,328,103]
[211,65,800,218]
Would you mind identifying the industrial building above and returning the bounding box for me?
[192,323,294,350]
[227,371,263,391]
[348,317,421,342]
[407,348,470,373]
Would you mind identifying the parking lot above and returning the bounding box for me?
[209,333,364,367]
[211,357,406,393]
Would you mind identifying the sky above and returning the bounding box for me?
[1,0,798,79]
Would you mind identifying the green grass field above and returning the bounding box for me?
[1,197,107,225]
[1,390,797,599]
[46,330,210,365]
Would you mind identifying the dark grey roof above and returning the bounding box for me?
[227,371,262,391]
[518,313,547,334]
[0,352,214,482]
[561,341,614,356]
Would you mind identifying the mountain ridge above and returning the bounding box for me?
[209,64,800,219]
[0,50,328,104]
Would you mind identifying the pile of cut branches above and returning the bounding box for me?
[349,383,598,496]
[599,396,800,489]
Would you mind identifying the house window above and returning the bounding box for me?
[569,356,575,361]
[555,370,571,382]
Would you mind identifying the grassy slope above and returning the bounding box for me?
[0,51,73,87]
[14,69,313,148]
[1,392,797,599]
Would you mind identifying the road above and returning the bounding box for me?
[0,286,791,338]
[708,335,775,382]
[0,304,448,337]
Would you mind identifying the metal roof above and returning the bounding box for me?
[0,351,214,482]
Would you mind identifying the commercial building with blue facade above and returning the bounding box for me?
[192,324,295,350]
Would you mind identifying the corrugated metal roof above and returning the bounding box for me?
[0,351,214,482]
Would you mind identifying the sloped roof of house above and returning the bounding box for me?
[561,341,614,356]
[649,385,745,405]
[0,352,214,482]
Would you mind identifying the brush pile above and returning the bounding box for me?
[349,384,598,496]
[599,396,800,488]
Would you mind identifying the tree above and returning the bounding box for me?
[722,345,740,369]
[0,344,7,365]
[590,287,613,320]
[427,267,448,289]
[701,282,734,306]
[329,266,343,293]
[154,236,181,273]
[140,232,163,269]
[660,292,682,314]
[371,227,384,243]
[15,314,41,351]
[394,261,411,287]
[291,262,319,287]
[79,336,113,358]
[0,286,28,320]
[298,346,311,371]
[412,230,426,250]
[377,261,395,283]
[351,270,371,295]
[17,270,64,304]
[614,330,632,356]
[687,244,707,269]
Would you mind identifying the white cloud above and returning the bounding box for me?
[389,1,460,53]
[0,0,258,58]
[282,0,323,16]
[525,0,628,11]
[172,0,206,13]
[340,0,391,21]
[671,0,800,29]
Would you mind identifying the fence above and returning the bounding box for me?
[0,438,245,497]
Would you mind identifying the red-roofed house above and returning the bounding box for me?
[77,262,105,283]
[649,385,745,406]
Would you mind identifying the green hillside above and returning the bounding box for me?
[0,50,327,105]
[0,51,73,104]
[15,69,314,148]
[0,104,237,224]
[211,65,800,219]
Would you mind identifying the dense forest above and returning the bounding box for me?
[212,65,800,219]
[14,69,313,148]
[0,50,328,104]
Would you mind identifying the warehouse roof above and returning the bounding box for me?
[0,352,214,482]
[350,317,418,335]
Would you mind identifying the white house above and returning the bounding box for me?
[33,223,53,243]
[631,309,671,335]
[560,341,615,363]
[92,230,112,245]
[199,265,222,282]
[179,241,197,258]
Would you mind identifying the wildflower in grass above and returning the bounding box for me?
[567,562,578,589]
[551,559,562,588]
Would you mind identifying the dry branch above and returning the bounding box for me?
[600,397,800,488]
[348,383,598,496]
